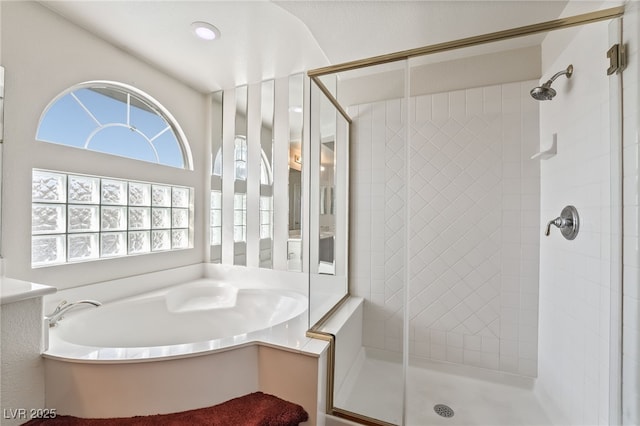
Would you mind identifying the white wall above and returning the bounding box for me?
[622,2,640,424]
[0,298,45,426]
[1,1,208,290]
[536,19,613,425]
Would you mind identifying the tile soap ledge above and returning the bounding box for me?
[531,133,557,160]
[1,277,57,304]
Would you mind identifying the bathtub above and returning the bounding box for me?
[42,276,324,421]
[44,278,309,361]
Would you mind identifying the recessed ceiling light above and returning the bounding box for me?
[191,21,220,41]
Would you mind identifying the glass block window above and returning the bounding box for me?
[32,169,193,267]
[36,82,193,169]
[233,193,247,243]
[259,196,273,240]
[210,190,222,246]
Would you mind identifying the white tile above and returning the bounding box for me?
[414,95,432,122]
[480,352,500,370]
[430,329,446,346]
[625,175,640,208]
[350,79,549,377]
[502,82,521,100]
[622,142,638,185]
[517,358,537,377]
[501,292,520,308]
[520,309,538,327]
[464,349,482,367]
[518,340,538,360]
[483,86,502,115]
[466,87,483,116]
[500,322,518,340]
[431,344,447,361]
[500,339,518,358]
[624,266,640,299]
[624,236,640,267]
[499,355,519,374]
[432,93,449,122]
[446,346,464,364]
[624,206,639,240]
[482,336,500,354]
[385,337,402,353]
[449,90,466,121]
[500,306,519,324]
[463,334,482,351]
[414,339,430,359]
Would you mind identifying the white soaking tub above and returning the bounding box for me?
[44,279,308,361]
[41,277,323,420]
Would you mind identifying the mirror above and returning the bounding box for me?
[319,96,337,275]
[0,66,4,256]
[309,76,350,326]
[233,86,248,266]
[288,74,304,272]
[210,91,223,263]
[259,80,274,268]
[208,74,309,272]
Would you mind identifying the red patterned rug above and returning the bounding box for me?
[23,392,308,426]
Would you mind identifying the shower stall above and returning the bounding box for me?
[307,6,635,426]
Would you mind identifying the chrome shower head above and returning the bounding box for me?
[530,64,573,101]
[530,84,556,101]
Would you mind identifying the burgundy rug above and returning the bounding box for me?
[23,392,308,426]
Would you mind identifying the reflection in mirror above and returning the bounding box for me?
[319,91,337,276]
[288,74,304,272]
[211,76,307,271]
[260,80,274,268]
[210,91,223,263]
[234,86,248,266]
[318,74,338,99]
[334,113,349,280]
[309,79,350,326]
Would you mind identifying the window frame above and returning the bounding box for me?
[31,168,194,268]
[36,80,194,170]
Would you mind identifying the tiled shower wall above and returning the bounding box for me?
[622,3,639,424]
[349,80,540,376]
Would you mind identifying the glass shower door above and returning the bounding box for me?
[317,7,626,424]
[330,59,408,425]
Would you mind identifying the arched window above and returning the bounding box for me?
[212,136,273,185]
[210,135,273,247]
[36,81,193,169]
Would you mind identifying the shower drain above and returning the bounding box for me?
[434,404,455,418]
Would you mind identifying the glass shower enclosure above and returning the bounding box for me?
[311,8,627,426]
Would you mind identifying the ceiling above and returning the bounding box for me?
[40,0,619,94]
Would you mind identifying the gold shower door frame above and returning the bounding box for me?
[305,6,625,426]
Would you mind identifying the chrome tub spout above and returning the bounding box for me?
[47,300,102,327]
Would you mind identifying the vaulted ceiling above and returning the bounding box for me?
[39,0,615,94]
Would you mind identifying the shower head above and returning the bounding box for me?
[530,84,557,101]
[530,64,573,101]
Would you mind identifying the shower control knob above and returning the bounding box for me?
[545,205,579,240]
[545,217,565,236]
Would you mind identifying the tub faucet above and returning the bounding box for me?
[47,300,102,327]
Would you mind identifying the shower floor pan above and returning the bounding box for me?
[335,348,552,425]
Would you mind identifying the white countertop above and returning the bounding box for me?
[0,277,57,305]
